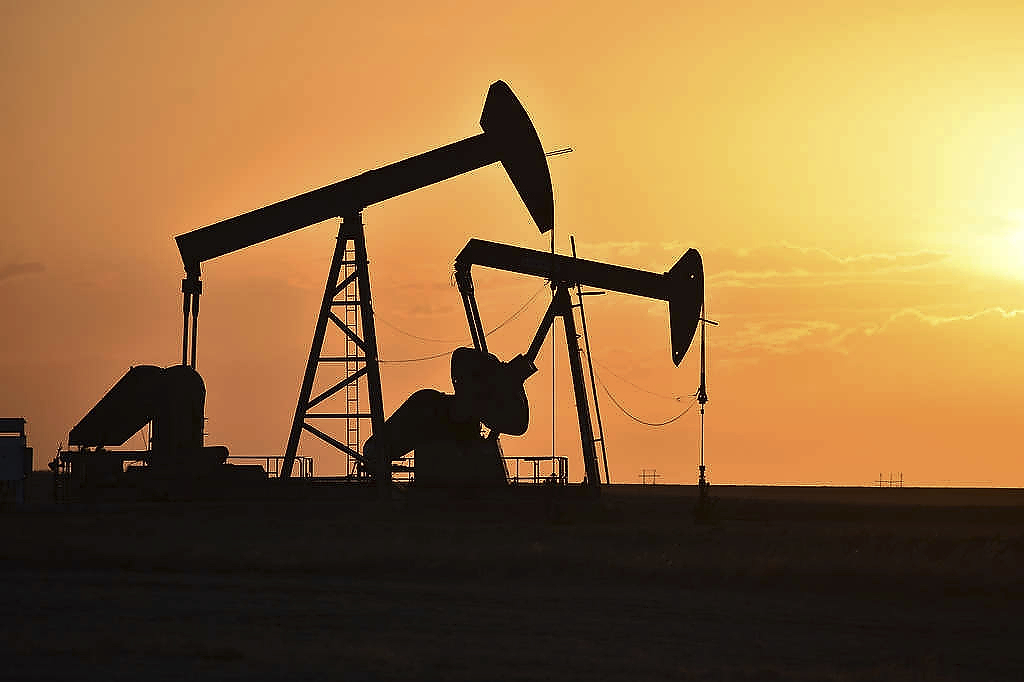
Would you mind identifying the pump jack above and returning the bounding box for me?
[172,81,555,478]
[362,239,704,491]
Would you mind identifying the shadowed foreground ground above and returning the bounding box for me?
[1,481,1021,681]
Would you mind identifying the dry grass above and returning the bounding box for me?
[1,481,1020,680]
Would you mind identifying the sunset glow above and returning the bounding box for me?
[2,1,1023,486]
[967,219,1024,280]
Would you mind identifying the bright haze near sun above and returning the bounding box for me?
[1,1,1022,486]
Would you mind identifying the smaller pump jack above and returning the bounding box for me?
[362,239,704,491]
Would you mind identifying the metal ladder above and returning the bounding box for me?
[342,240,363,477]
[570,236,610,484]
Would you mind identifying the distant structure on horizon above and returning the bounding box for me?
[877,472,904,488]
[639,469,661,485]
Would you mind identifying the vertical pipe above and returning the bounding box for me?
[550,227,555,463]
[189,293,200,369]
[697,309,708,490]
[700,406,705,469]
[181,290,190,367]
[551,319,556,461]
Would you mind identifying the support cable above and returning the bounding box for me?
[590,357,686,402]
[378,348,457,364]
[482,285,548,336]
[374,318,468,344]
[378,285,547,364]
[594,369,697,426]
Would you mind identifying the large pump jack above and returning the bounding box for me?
[362,239,704,490]
[172,81,554,478]
[58,82,554,496]
[54,365,263,500]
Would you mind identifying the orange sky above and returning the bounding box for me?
[2,1,1023,485]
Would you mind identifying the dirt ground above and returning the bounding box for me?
[1,479,1021,681]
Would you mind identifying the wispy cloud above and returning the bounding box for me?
[717,320,844,355]
[775,242,950,267]
[584,240,953,289]
[706,243,951,289]
[713,307,1024,357]
[867,307,1024,335]
[554,241,1024,360]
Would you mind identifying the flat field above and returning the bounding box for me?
[1,479,1021,681]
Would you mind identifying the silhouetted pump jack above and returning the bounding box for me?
[56,365,260,497]
[362,239,704,490]
[172,81,555,478]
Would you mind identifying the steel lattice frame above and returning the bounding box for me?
[282,213,385,478]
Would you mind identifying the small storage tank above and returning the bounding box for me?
[0,418,32,506]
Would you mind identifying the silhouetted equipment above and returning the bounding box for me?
[172,81,554,479]
[362,377,509,488]
[0,418,32,506]
[455,240,703,366]
[55,365,260,500]
[639,469,661,485]
[877,472,904,488]
[505,455,569,484]
[696,306,718,501]
[570,236,610,483]
[363,239,704,490]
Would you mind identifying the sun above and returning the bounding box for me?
[965,214,1024,281]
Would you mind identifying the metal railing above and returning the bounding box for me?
[228,455,313,478]
[503,456,568,485]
